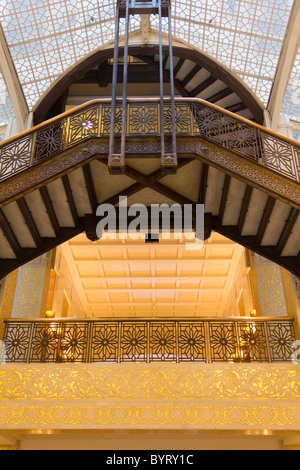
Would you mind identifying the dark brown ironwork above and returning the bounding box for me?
[2,317,296,364]
[1,98,300,184]
[108,0,177,174]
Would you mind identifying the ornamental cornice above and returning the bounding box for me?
[1,364,300,430]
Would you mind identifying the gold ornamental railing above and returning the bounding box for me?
[2,317,296,364]
[0,98,299,183]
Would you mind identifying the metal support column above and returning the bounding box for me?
[108,0,177,175]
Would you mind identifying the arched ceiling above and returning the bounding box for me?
[0,0,299,134]
[33,44,264,124]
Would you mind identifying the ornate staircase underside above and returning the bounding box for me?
[0,98,299,279]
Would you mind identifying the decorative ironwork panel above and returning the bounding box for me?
[67,105,100,148]
[178,321,206,362]
[237,321,268,362]
[2,318,297,364]
[4,321,32,362]
[266,321,296,362]
[58,322,90,363]
[260,132,297,179]
[128,103,159,135]
[120,321,148,362]
[149,321,176,361]
[191,103,226,146]
[164,103,194,135]
[1,98,300,184]
[29,322,60,363]
[34,122,66,163]
[90,321,119,363]
[209,321,237,362]
[223,118,259,161]
[0,136,32,181]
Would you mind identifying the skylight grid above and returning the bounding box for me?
[281,46,300,122]
[161,0,293,104]
[0,0,297,121]
[0,71,15,126]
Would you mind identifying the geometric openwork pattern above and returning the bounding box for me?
[3,317,296,364]
[1,98,300,184]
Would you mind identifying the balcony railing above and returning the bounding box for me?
[0,98,300,183]
[1,317,296,364]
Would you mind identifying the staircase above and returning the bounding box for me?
[0,98,299,278]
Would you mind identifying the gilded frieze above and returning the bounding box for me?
[1,363,300,429]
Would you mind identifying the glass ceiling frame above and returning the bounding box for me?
[0,0,299,129]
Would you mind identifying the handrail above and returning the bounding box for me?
[2,316,296,364]
[3,316,295,323]
[0,97,299,183]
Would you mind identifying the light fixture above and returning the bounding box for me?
[45,310,55,319]
[250,309,257,317]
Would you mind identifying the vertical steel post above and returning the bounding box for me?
[158,0,165,158]
[121,0,130,161]
[168,2,177,162]
[108,4,121,173]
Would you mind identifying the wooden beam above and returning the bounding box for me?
[0,222,86,281]
[198,163,209,205]
[82,164,98,213]
[39,186,60,236]
[226,102,248,114]
[62,174,79,226]
[211,216,300,277]
[256,196,276,245]
[17,198,41,248]
[277,208,299,255]
[0,208,21,257]
[208,87,233,104]
[181,64,202,88]
[173,57,185,77]
[237,185,253,234]
[150,182,194,206]
[218,174,231,224]
[191,75,217,97]
[101,182,144,206]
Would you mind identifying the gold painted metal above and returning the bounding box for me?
[1,362,300,430]
[2,316,296,364]
[1,98,300,184]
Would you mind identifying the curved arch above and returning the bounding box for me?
[33,41,264,125]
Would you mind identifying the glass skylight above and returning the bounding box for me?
[281,46,300,122]
[0,0,299,127]
[0,71,15,126]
